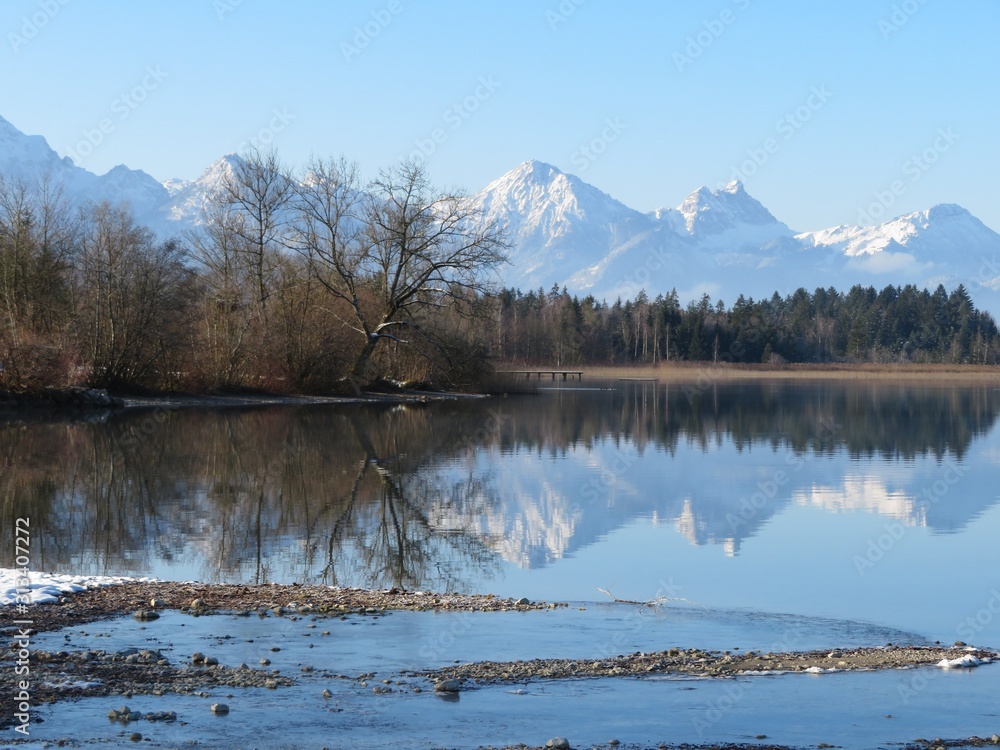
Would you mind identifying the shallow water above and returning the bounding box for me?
[16,608,1000,750]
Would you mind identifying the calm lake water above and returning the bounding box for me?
[5,378,1000,646]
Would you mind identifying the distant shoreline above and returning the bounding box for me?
[574,362,1000,382]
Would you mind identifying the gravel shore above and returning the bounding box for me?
[411,645,997,683]
[6,580,558,634]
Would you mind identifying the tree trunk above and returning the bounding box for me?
[347,334,379,394]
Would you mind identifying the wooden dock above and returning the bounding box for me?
[498,370,584,381]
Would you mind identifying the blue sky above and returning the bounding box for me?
[2,0,997,232]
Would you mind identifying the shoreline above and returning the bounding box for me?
[0,385,486,417]
[581,362,1000,383]
[2,362,998,416]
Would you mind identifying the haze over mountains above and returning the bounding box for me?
[3,114,999,316]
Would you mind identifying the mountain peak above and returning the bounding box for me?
[508,159,564,183]
[678,181,788,237]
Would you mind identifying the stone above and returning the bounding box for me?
[515,597,531,606]
[434,678,463,693]
[210,703,230,715]
[322,689,333,698]
[129,732,142,742]
[191,598,206,609]
[192,652,206,664]
[149,599,168,608]
[545,739,570,750]
[133,610,159,621]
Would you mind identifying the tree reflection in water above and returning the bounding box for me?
[2,380,999,584]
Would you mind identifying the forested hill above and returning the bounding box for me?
[494,284,1000,367]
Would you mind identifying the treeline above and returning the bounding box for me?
[3,151,999,395]
[494,283,999,365]
[0,152,505,393]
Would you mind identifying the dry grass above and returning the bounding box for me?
[535,362,1000,383]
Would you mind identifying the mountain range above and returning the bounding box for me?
[3,114,999,315]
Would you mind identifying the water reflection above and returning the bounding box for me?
[2,381,999,586]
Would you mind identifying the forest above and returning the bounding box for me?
[1,152,998,395]
[494,282,999,367]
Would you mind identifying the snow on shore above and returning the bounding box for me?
[0,568,154,605]
[937,653,990,669]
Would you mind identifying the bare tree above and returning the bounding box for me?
[218,146,294,314]
[294,159,508,391]
[0,176,79,387]
[187,202,264,387]
[75,203,192,386]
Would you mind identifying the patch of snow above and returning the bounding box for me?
[937,654,987,668]
[0,567,154,605]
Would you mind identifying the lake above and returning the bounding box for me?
[7,377,1000,647]
[7,377,1000,749]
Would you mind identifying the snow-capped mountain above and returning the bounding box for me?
[147,155,240,235]
[0,114,168,217]
[474,159,657,290]
[473,161,1000,314]
[2,114,999,314]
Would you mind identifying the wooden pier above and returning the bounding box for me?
[498,370,584,381]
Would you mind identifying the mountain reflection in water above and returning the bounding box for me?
[2,380,999,589]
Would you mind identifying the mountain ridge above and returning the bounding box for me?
[2,114,998,314]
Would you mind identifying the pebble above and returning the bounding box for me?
[133,610,160,621]
[129,732,142,742]
[545,738,570,750]
[322,689,333,698]
[210,703,230,715]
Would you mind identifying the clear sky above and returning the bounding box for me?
[2,0,997,232]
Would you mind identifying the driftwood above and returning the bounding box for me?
[595,585,692,610]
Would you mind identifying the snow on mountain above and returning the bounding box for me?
[0,114,96,195]
[797,204,1000,297]
[679,180,792,236]
[476,160,1000,314]
[472,160,658,291]
[1,113,999,314]
[146,154,241,235]
[81,164,170,218]
[0,114,170,219]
